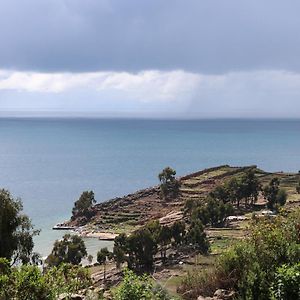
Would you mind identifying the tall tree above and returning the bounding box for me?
[158,226,172,260]
[97,247,112,281]
[239,170,261,206]
[113,233,127,269]
[263,178,286,210]
[158,167,180,200]
[0,189,39,264]
[186,219,209,253]
[72,190,96,218]
[46,234,87,266]
[127,228,157,271]
[171,221,186,245]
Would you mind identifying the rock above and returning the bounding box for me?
[103,290,112,299]
[213,289,236,299]
[197,296,213,300]
[93,286,104,295]
[71,295,84,300]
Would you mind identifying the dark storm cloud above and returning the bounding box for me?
[1,0,300,73]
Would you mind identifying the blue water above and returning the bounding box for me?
[0,118,299,257]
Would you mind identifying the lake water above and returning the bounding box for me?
[0,118,299,258]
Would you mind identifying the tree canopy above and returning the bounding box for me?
[72,190,96,218]
[0,189,39,264]
[46,234,87,267]
[158,167,180,200]
[263,178,287,210]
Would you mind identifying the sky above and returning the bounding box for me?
[1,0,300,118]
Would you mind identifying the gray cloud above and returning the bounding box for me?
[1,0,300,73]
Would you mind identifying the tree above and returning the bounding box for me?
[171,221,186,245]
[127,228,157,271]
[210,185,230,203]
[158,167,180,200]
[113,233,127,269]
[263,178,287,210]
[184,198,201,217]
[46,234,87,266]
[158,226,172,260]
[97,247,112,281]
[192,197,234,227]
[276,189,287,207]
[72,190,96,218]
[239,170,261,206]
[210,170,260,208]
[186,219,209,253]
[0,189,39,264]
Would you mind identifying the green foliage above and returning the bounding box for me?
[97,247,112,281]
[46,234,87,266]
[72,190,96,218]
[158,226,172,260]
[186,219,209,254]
[210,169,261,207]
[127,228,157,271]
[115,269,175,300]
[263,178,287,210]
[171,221,186,245]
[0,189,39,264]
[184,198,201,216]
[113,233,127,269]
[44,263,91,297]
[0,262,91,300]
[158,167,180,200]
[182,211,300,299]
[97,247,111,265]
[192,197,234,227]
[270,263,300,300]
[114,269,153,300]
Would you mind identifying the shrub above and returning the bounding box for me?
[270,263,300,300]
[180,210,300,299]
[114,269,153,300]
[115,269,175,300]
[0,262,91,300]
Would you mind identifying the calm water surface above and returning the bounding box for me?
[0,118,299,257]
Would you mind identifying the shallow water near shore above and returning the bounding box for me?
[0,118,299,258]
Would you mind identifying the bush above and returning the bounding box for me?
[114,269,153,300]
[0,262,91,300]
[270,263,300,300]
[180,210,300,299]
[115,269,175,300]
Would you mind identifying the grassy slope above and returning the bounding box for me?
[85,165,300,298]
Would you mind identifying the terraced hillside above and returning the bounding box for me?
[67,165,300,236]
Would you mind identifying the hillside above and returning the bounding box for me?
[65,165,300,237]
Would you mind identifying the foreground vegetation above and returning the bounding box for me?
[1,165,300,299]
[180,210,300,299]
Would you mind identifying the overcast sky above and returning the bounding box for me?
[1,0,300,118]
